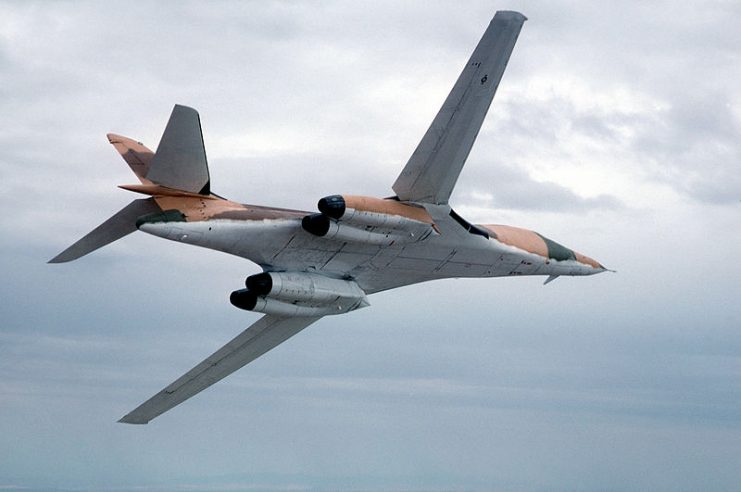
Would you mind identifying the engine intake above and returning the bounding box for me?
[231,271,370,317]
[301,213,331,236]
[229,288,257,311]
[245,272,272,296]
[317,195,346,220]
[304,195,437,245]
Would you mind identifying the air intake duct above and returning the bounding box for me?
[230,271,370,317]
[301,213,331,236]
[317,195,346,219]
[229,288,257,311]
[245,272,272,295]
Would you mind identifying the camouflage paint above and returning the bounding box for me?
[343,195,434,224]
[483,224,601,269]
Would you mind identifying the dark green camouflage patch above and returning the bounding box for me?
[536,233,576,261]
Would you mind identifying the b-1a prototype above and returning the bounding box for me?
[51,11,607,424]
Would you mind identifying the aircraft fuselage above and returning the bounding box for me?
[137,193,603,295]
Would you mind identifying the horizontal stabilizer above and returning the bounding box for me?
[119,314,321,424]
[48,198,161,263]
[107,133,154,183]
[393,11,526,204]
[146,105,211,195]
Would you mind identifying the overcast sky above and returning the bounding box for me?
[1,1,740,491]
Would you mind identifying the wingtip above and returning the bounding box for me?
[495,10,528,22]
[48,249,81,263]
[118,415,149,425]
[172,103,198,115]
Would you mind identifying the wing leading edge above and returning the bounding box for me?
[392,11,527,204]
[119,315,321,424]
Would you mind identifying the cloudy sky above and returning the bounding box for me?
[1,1,740,490]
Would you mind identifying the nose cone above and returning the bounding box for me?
[574,251,608,273]
[483,224,609,274]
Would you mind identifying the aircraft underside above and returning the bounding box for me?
[139,208,601,295]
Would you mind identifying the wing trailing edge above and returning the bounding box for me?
[119,315,321,424]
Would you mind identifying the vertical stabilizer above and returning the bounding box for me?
[146,105,211,195]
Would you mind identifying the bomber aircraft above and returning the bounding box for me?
[51,11,607,424]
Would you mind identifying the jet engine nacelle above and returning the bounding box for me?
[302,213,420,246]
[319,194,433,232]
[303,195,436,246]
[230,271,369,317]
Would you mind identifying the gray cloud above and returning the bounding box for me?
[630,93,741,204]
[2,2,741,491]
[456,161,623,212]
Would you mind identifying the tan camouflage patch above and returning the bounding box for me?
[107,134,155,185]
[482,224,549,258]
[119,183,208,198]
[343,195,433,224]
[154,195,241,221]
[574,252,602,269]
[119,183,307,222]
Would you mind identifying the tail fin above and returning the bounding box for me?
[146,104,210,195]
[107,105,210,193]
[48,198,161,263]
[50,104,210,263]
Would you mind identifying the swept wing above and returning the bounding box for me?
[119,315,321,424]
[392,11,526,204]
[48,198,160,264]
